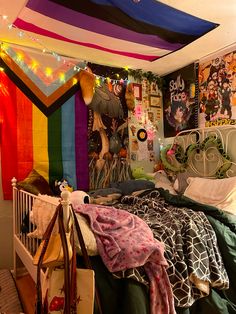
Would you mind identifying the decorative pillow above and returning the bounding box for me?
[183,176,236,215]
[17,169,53,195]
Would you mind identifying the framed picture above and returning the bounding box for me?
[149,95,161,108]
[133,83,142,100]
[150,82,159,95]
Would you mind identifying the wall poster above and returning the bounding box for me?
[162,63,198,138]
[198,48,236,128]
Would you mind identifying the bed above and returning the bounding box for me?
[12,125,236,314]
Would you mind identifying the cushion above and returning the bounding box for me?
[183,176,236,215]
[16,169,53,195]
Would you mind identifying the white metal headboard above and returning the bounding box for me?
[161,125,236,178]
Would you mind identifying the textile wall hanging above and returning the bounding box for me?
[162,63,198,138]
[87,63,130,190]
[0,70,88,200]
[198,47,236,128]
[14,0,218,62]
[0,43,91,116]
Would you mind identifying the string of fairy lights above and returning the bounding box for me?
[0,14,132,85]
[0,13,161,87]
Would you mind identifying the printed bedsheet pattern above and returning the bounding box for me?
[117,190,229,308]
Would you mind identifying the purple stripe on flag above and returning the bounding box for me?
[14,18,159,61]
[25,0,182,50]
[75,90,89,191]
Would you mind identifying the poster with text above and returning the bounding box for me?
[198,48,236,128]
[163,63,198,137]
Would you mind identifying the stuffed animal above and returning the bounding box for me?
[78,69,96,105]
[70,190,90,209]
[52,179,73,196]
[125,83,135,111]
[132,167,155,181]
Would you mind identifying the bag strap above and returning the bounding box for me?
[71,207,103,314]
[58,205,71,314]
[35,203,61,314]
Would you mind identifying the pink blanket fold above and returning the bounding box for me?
[74,204,176,314]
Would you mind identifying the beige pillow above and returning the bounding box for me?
[184,177,236,215]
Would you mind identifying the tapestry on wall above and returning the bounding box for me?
[162,63,198,138]
[198,48,236,128]
[0,70,88,200]
[86,63,131,191]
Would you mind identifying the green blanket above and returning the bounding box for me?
[158,189,236,314]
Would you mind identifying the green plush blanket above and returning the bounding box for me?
[158,189,236,314]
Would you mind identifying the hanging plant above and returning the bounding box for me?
[128,68,164,89]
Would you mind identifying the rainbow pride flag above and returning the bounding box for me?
[0,71,88,200]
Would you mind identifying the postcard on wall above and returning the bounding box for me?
[162,63,198,138]
[198,48,236,128]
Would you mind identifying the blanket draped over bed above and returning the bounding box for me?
[116,190,229,308]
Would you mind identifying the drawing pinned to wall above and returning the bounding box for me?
[133,83,142,100]
[163,63,198,137]
[128,77,164,165]
[199,48,236,128]
[150,95,161,108]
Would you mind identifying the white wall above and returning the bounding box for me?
[0,150,13,269]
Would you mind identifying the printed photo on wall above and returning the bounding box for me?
[150,95,161,108]
[162,63,198,137]
[198,48,236,128]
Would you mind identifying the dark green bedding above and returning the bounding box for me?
[79,188,236,314]
[158,189,236,314]
[77,255,150,314]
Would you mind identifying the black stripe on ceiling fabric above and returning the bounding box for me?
[0,58,80,117]
[49,0,199,44]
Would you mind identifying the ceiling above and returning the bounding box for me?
[0,0,236,76]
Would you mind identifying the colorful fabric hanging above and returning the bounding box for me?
[0,71,88,199]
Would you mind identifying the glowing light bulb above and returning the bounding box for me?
[59,73,65,82]
[72,78,78,85]
[45,67,52,77]
[16,52,23,63]
[30,60,39,72]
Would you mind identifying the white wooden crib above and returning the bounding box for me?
[11,180,71,283]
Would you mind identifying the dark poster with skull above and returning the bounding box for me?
[163,63,198,138]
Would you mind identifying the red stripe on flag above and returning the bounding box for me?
[16,88,33,180]
[0,73,18,199]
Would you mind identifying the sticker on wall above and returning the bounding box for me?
[137,128,147,142]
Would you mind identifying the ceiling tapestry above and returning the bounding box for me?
[14,0,218,62]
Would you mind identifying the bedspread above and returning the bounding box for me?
[117,190,229,308]
[74,203,176,314]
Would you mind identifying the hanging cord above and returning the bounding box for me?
[71,207,103,314]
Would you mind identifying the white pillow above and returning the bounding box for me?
[183,176,236,215]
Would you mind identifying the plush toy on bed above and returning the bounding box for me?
[52,179,73,196]
[70,190,90,209]
[132,167,156,182]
